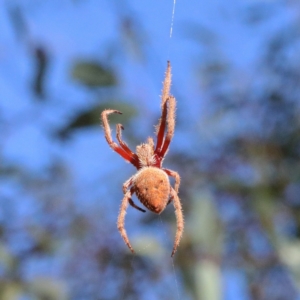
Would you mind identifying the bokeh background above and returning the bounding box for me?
[1,0,300,299]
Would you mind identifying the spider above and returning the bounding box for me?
[101,61,183,257]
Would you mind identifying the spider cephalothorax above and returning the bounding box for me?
[101,61,183,257]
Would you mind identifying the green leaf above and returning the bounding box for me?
[71,61,116,87]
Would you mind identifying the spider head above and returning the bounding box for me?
[136,137,155,167]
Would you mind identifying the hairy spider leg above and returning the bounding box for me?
[101,110,138,167]
[164,168,180,206]
[116,123,139,168]
[161,61,172,108]
[159,96,176,158]
[122,176,134,193]
[155,100,168,154]
[163,168,180,194]
[117,187,136,254]
[155,61,172,153]
[170,188,184,257]
[123,176,145,212]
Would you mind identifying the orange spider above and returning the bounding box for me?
[101,61,183,257]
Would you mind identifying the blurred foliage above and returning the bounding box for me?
[178,21,300,300]
[32,47,48,99]
[57,101,137,139]
[71,61,116,87]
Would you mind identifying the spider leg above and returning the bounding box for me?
[163,168,180,194]
[101,110,138,166]
[129,198,146,213]
[116,124,139,168]
[161,61,172,108]
[117,187,136,254]
[123,176,145,212]
[159,95,176,158]
[155,61,171,153]
[170,187,184,257]
[123,176,135,194]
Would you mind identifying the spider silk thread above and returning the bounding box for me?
[169,0,176,39]
[167,0,177,59]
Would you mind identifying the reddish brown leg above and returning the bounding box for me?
[116,124,139,168]
[155,61,172,153]
[159,95,176,158]
[101,110,137,165]
[155,100,168,153]
[117,187,135,254]
[170,188,184,257]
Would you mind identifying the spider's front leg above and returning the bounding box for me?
[155,61,171,153]
[101,110,138,167]
[159,96,176,158]
[116,124,139,168]
[154,61,177,159]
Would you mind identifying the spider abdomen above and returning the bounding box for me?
[134,167,170,214]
